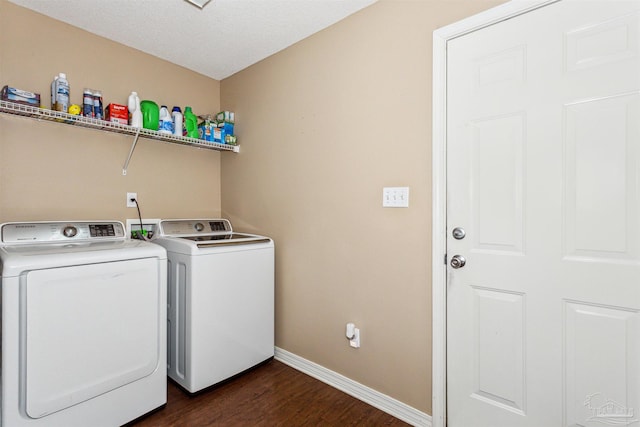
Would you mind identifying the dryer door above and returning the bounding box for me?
[22,258,161,419]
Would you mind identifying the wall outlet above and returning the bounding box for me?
[349,328,361,348]
[346,322,360,348]
[126,192,137,208]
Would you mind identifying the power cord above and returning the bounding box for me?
[131,197,151,241]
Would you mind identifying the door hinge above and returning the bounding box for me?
[444,253,448,265]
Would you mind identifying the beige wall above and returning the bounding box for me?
[221,0,502,414]
[0,0,222,223]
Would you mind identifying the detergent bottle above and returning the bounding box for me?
[140,100,159,130]
[159,105,173,134]
[172,106,183,136]
[183,106,198,139]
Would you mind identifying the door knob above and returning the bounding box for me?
[452,227,466,240]
[450,255,466,269]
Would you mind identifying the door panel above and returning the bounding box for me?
[472,287,526,414]
[471,113,525,254]
[564,301,640,427]
[446,1,640,426]
[564,92,640,261]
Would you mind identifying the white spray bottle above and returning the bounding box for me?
[128,91,142,128]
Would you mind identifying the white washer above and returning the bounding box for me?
[153,219,274,393]
[0,221,167,427]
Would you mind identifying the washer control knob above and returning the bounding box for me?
[194,222,205,232]
[63,226,78,238]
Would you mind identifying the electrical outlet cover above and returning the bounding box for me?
[126,192,137,208]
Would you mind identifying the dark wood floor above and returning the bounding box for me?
[130,359,410,426]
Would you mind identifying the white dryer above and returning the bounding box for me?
[0,221,167,427]
[153,219,274,393]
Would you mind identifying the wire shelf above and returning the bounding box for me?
[0,100,239,153]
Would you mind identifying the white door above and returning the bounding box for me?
[446,1,640,426]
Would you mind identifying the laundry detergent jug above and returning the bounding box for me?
[140,100,159,131]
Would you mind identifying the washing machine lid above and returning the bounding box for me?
[181,233,271,246]
[154,219,273,254]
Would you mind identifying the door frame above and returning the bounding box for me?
[431,1,557,426]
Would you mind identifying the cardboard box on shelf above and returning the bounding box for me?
[215,110,234,124]
[105,103,128,124]
[1,86,41,107]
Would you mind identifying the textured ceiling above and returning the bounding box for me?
[7,0,377,80]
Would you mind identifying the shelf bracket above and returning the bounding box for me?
[122,128,142,176]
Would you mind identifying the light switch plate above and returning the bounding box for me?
[383,187,409,208]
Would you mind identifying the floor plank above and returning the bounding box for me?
[130,360,411,426]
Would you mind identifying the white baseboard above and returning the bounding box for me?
[274,347,432,427]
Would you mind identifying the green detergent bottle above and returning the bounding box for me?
[184,106,199,139]
[140,100,159,130]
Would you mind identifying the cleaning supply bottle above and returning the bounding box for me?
[128,92,142,128]
[83,89,94,118]
[53,73,69,113]
[183,106,198,138]
[159,105,173,134]
[93,90,104,120]
[140,100,159,130]
[172,106,183,136]
[93,90,103,120]
[50,75,58,110]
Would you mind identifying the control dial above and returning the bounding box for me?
[194,222,205,232]
[63,226,78,238]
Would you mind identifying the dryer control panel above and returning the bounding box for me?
[159,219,232,237]
[0,221,126,244]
